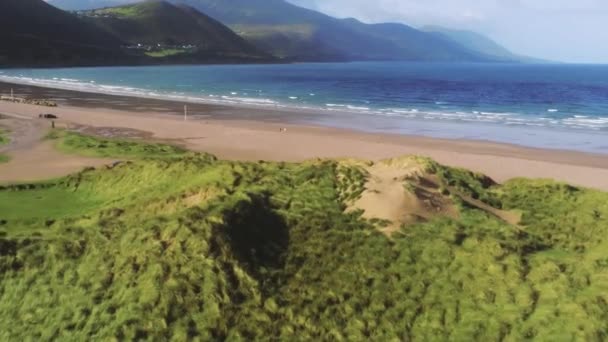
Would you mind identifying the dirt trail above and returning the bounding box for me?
[0,115,113,183]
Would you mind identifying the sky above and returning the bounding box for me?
[288,0,608,63]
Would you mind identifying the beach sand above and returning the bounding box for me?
[0,114,114,183]
[1,81,608,190]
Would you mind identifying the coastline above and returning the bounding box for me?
[2,80,608,190]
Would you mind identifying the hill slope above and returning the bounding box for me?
[1,130,608,339]
[168,0,497,62]
[341,19,484,61]
[77,1,269,62]
[425,27,549,63]
[0,0,128,66]
[425,26,524,62]
[46,0,523,63]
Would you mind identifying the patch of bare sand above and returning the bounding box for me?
[348,158,522,235]
[0,116,114,183]
[350,158,458,235]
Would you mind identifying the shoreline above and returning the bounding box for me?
[2,80,608,190]
[2,75,607,156]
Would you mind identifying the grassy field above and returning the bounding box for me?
[144,49,189,58]
[1,131,608,340]
[48,130,186,159]
[93,6,142,18]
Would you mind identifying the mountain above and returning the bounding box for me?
[170,0,497,62]
[423,26,550,63]
[46,0,525,63]
[0,0,129,66]
[424,26,522,62]
[76,0,269,63]
[340,19,484,61]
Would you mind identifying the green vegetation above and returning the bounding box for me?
[1,132,608,340]
[95,6,142,18]
[0,128,9,146]
[0,128,10,163]
[145,49,188,58]
[48,130,186,159]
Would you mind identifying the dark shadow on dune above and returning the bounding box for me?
[219,192,289,282]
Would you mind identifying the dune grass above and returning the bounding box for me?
[48,130,186,159]
[0,128,8,146]
[1,131,608,340]
[0,128,10,163]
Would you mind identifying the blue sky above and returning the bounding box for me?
[288,0,608,63]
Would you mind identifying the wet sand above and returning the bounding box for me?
[2,81,608,190]
[0,113,114,183]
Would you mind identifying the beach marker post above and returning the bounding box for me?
[184,105,188,121]
[10,88,14,100]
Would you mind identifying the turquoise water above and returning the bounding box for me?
[2,62,608,153]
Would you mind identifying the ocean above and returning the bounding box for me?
[2,62,608,153]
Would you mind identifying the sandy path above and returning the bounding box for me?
[2,101,608,190]
[0,114,113,183]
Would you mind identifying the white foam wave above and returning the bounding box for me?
[1,74,607,132]
[346,105,370,111]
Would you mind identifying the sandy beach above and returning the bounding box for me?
[2,81,608,190]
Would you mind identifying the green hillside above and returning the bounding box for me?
[0,0,130,67]
[1,130,608,340]
[78,1,270,63]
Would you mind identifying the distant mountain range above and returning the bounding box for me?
[423,27,547,63]
[169,0,507,62]
[1,0,534,67]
